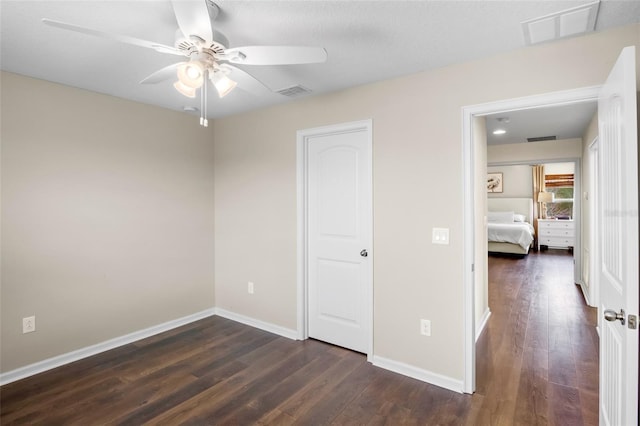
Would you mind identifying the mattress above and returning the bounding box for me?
[488,241,529,255]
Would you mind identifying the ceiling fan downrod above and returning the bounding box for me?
[200,69,208,127]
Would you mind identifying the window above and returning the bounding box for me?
[545,173,574,218]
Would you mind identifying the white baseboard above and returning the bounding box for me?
[0,308,216,386]
[576,280,595,307]
[214,308,299,340]
[372,355,463,393]
[3,307,462,394]
[476,308,491,342]
[212,311,464,394]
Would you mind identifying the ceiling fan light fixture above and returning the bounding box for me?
[173,80,197,98]
[211,70,237,98]
[177,61,204,89]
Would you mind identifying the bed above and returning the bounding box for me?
[487,198,535,256]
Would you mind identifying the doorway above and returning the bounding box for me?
[465,47,638,424]
[296,119,373,358]
[479,249,599,423]
[462,86,600,392]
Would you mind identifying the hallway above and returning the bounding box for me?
[475,250,599,425]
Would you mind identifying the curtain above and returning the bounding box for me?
[532,165,546,247]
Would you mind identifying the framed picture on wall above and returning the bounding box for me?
[487,172,503,193]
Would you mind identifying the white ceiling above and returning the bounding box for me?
[485,101,598,145]
[1,0,638,125]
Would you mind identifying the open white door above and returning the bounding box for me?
[598,46,638,426]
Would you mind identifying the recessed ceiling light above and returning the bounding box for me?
[183,106,199,112]
[493,129,507,135]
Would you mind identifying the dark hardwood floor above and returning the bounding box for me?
[478,250,599,426]
[1,250,597,425]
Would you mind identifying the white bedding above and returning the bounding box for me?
[487,222,535,250]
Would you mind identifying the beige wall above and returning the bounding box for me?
[488,138,583,163]
[214,24,639,382]
[1,73,216,372]
[487,164,532,198]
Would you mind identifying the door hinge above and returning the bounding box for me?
[471,263,475,272]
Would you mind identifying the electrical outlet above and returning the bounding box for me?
[23,316,36,334]
[420,319,431,336]
[248,281,254,294]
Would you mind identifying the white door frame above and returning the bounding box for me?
[587,137,600,310]
[462,86,600,393]
[296,119,374,361]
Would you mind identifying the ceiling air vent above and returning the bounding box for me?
[521,0,600,45]
[276,85,312,97]
[527,136,557,143]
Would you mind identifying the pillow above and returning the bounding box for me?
[488,211,514,223]
[513,214,526,223]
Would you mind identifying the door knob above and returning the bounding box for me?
[604,308,625,325]
[360,249,368,257]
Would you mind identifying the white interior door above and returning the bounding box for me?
[597,46,638,426]
[303,120,372,354]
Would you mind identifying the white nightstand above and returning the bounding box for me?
[538,219,574,251]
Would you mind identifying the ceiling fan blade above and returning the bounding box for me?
[171,0,214,41]
[140,62,184,84]
[225,46,328,65]
[42,19,185,56]
[221,64,272,96]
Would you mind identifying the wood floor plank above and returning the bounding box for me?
[292,362,377,425]
[579,389,599,426]
[0,343,139,414]
[113,359,247,425]
[274,350,366,420]
[413,384,469,425]
[1,251,599,425]
[1,376,125,424]
[548,325,579,388]
[524,319,549,351]
[548,382,584,426]
[212,348,343,424]
[514,346,549,425]
[257,408,297,425]
[335,369,416,424]
[141,335,303,425]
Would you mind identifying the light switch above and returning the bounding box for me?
[432,228,450,245]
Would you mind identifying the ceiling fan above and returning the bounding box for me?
[42,0,328,126]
